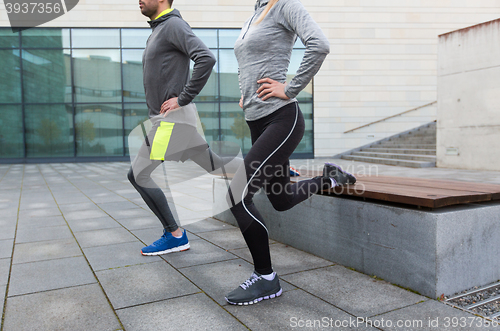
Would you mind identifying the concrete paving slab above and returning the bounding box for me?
[183,217,236,234]
[16,215,67,229]
[196,228,271,250]
[0,223,16,240]
[372,300,491,330]
[63,209,110,221]
[226,288,379,330]
[0,258,11,286]
[0,239,14,259]
[15,225,73,244]
[58,202,100,213]
[83,241,161,271]
[1,208,20,217]
[0,284,5,328]
[130,226,167,244]
[2,284,121,331]
[116,215,162,230]
[54,194,92,205]
[117,292,247,331]
[18,201,57,210]
[97,201,141,213]
[163,238,237,269]
[18,207,61,219]
[66,216,122,232]
[180,258,296,306]
[230,243,334,276]
[105,208,154,220]
[96,261,199,309]
[73,227,137,248]
[13,238,82,264]
[87,194,127,204]
[8,256,96,296]
[282,265,426,317]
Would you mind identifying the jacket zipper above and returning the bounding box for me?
[242,12,257,40]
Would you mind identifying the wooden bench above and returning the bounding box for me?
[298,171,500,209]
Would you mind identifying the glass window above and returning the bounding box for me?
[73,49,121,103]
[220,103,251,154]
[195,102,219,143]
[0,49,22,103]
[219,29,241,48]
[25,104,74,157]
[72,29,120,48]
[22,49,72,104]
[22,28,70,48]
[0,29,19,48]
[288,50,313,102]
[294,103,313,155]
[0,105,24,158]
[192,29,217,48]
[75,104,123,157]
[122,49,145,103]
[219,49,239,102]
[193,49,218,103]
[124,103,148,154]
[294,37,306,49]
[122,29,151,48]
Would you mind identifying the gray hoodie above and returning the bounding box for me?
[234,0,330,121]
[143,9,216,118]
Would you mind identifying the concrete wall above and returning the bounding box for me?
[3,0,500,157]
[437,19,500,171]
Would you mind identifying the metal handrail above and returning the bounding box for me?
[343,101,437,134]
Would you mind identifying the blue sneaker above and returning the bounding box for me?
[141,229,190,256]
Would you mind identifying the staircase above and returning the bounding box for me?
[341,122,436,168]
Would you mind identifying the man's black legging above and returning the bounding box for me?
[229,102,328,275]
[128,132,231,232]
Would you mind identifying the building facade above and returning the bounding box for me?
[1,0,500,162]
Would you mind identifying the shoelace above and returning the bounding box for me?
[152,232,169,246]
[240,274,261,290]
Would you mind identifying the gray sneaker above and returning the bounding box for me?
[225,271,282,305]
[323,162,356,186]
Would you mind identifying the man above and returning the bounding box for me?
[129,0,218,255]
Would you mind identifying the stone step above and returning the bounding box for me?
[362,148,436,155]
[352,151,436,162]
[341,155,436,168]
[377,143,437,149]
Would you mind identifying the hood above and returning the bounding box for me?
[255,0,270,10]
[148,8,182,29]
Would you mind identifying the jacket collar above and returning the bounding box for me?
[148,8,181,29]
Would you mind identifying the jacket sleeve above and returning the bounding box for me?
[168,18,217,106]
[275,0,330,99]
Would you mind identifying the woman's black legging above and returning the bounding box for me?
[229,102,328,275]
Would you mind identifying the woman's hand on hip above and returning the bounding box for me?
[239,95,243,109]
[256,78,290,101]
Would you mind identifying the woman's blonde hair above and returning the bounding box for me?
[254,0,279,25]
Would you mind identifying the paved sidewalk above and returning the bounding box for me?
[1,160,499,331]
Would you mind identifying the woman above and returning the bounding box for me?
[225,0,356,305]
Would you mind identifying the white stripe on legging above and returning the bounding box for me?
[241,102,299,235]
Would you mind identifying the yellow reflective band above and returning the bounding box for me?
[150,122,175,161]
[154,8,174,20]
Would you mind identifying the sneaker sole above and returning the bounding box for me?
[224,288,283,306]
[141,243,190,256]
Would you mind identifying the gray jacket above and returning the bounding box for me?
[143,9,216,118]
[234,0,330,121]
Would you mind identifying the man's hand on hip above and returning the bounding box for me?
[160,97,181,117]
